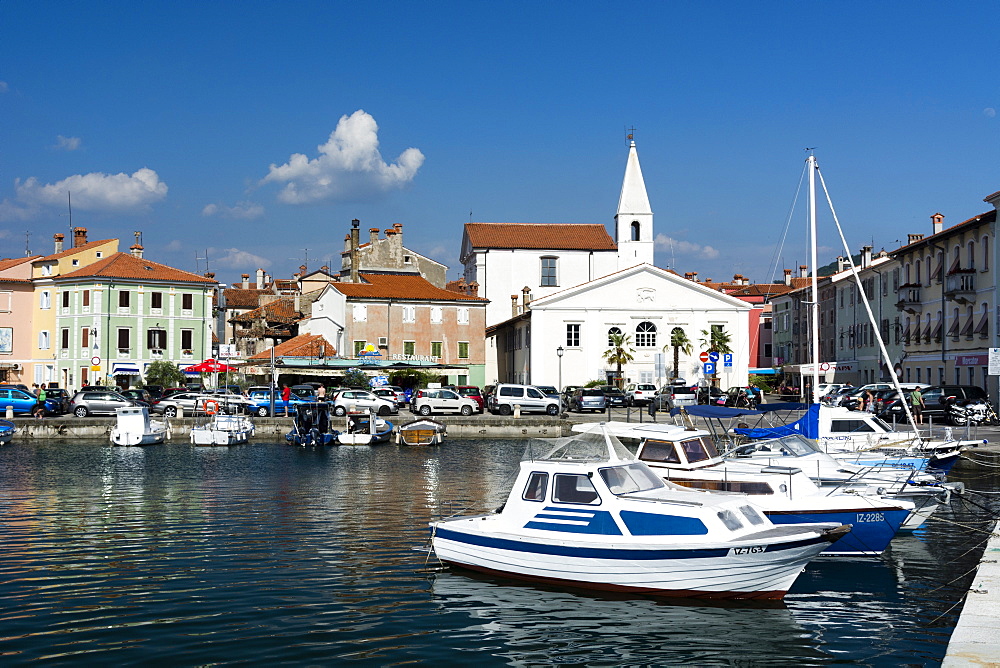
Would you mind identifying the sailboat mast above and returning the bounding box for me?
[808,154,820,404]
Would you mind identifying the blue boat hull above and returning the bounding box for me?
[765,508,908,555]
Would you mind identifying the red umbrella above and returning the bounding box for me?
[184,358,237,373]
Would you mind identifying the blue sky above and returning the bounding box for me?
[2,1,997,286]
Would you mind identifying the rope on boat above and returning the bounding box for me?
[959,453,1000,469]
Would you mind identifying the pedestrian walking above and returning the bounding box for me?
[909,387,925,424]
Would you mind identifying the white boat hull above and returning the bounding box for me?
[111,425,167,446]
[433,520,835,600]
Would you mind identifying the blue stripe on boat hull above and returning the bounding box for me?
[765,508,907,555]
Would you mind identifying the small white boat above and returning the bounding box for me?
[397,418,446,445]
[111,406,167,446]
[191,414,255,446]
[337,410,393,445]
[431,425,848,600]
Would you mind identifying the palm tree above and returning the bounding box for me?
[667,327,693,382]
[699,326,733,387]
[602,332,634,388]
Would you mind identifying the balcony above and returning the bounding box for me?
[944,270,975,303]
[895,284,923,314]
[117,348,131,358]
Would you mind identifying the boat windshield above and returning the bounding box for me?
[522,428,634,463]
[751,434,820,457]
[679,436,720,463]
[599,463,665,495]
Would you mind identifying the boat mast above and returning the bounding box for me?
[808,153,820,404]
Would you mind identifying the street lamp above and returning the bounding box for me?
[556,346,564,400]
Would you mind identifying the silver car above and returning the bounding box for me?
[70,390,137,417]
[331,389,398,416]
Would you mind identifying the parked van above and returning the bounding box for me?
[488,383,560,416]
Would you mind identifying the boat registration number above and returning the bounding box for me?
[731,545,766,555]
[856,512,885,523]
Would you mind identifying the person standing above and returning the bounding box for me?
[281,384,291,416]
[909,387,925,424]
[316,384,326,400]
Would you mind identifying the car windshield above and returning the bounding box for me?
[535,386,558,395]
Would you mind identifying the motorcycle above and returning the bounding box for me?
[946,397,997,426]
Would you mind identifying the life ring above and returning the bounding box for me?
[203,399,219,415]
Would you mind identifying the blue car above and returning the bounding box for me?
[247,391,306,417]
[0,388,61,416]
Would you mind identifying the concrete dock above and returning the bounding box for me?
[943,519,1000,666]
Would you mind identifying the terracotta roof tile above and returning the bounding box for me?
[58,252,217,283]
[0,256,40,272]
[464,222,617,251]
[333,273,487,302]
[231,297,300,324]
[247,333,336,360]
[223,287,271,309]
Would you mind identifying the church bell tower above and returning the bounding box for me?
[615,136,654,269]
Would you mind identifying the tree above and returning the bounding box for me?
[144,360,187,388]
[667,327,693,382]
[343,368,369,388]
[602,332,635,388]
[699,326,733,387]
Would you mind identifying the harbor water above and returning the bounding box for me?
[1,438,998,665]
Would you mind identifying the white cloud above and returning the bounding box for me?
[0,81,8,93]
[655,233,720,260]
[212,247,273,270]
[261,109,424,204]
[54,135,82,151]
[165,240,183,252]
[984,107,996,118]
[202,201,264,219]
[0,168,167,221]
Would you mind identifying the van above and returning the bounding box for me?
[489,383,560,416]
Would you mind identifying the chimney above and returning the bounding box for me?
[350,219,361,283]
[369,227,380,246]
[320,265,329,274]
[299,264,307,276]
[861,245,872,269]
[73,227,87,248]
[931,213,944,235]
[799,264,808,278]
[908,233,924,245]
[53,233,64,254]
[294,294,300,313]
[204,272,215,279]
[130,244,144,258]
[256,268,265,289]
[690,271,698,282]
[783,268,793,286]
[511,295,519,317]
[837,256,845,272]
[241,273,249,289]
[264,273,271,286]
[521,286,531,310]
[468,280,479,297]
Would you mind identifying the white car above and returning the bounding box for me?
[331,389,398,416]
[624,383,658,406]
[411,388,477,416]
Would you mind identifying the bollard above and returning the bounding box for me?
[177,406,184,419]
[5,405,12,419]
[513,404,521,418]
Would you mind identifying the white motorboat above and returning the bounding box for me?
[337,410,393,445]
[431,426,848,600]
[111,406,167,446]
[191,413,255,446]
[727,433,959,531]
[573,421,912,555]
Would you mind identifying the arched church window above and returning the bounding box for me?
[635,321,657,347]
[630,221,641,241]
[607,326,622,346]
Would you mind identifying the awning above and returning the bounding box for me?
[113,363,141,375]
[749,368,778,375]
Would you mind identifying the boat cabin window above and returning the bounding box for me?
[680,437,720,463]
[740,505,766,526]
[638,440,681,463]
[552,474,601,505]
[717,509,744,531]
[599,464,665,495]
[522,472,548,502]
[830,419,875,433]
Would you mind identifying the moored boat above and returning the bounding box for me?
[397,418,446,445]
[337,410,393,445]
[285,402,336,446]
[0,419,14,445]
[192,413,255,446]
[111,406,167,446]
[430,426,848,600]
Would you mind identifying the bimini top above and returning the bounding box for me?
[522,426,634,463]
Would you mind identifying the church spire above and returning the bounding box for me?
[615,137,654,268]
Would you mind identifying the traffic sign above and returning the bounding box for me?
[91,356,101,365]
[699,351,710,363]
[708,351,720,363]
[703,362,716,375]
[723,353,733,368]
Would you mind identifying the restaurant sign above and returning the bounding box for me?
[388,353,440,363]
[955,353,988,366]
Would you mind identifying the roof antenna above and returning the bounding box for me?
[24,230,31,256]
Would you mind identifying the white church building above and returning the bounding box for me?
[462,140,752,389]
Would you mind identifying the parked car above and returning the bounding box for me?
[43,387,72,414]
[534,385,561,404]
[624,383,658,406]
[0,387,63,415]
[489,383,560,416]
[245,390,306,417]
[376,385,408,405]
[372,387,401,405]
[410,388,477,416]
[153,392,247,417]
[561,386,583,408]
[331,389,398,416]
[696,385,726,405]
[69,390,137,417]
[598,385,628,407]
[452,385,484,412]
[142,385,165,400]
[161,387,190,399]
[659,383,697,407]
[290,384,318,400]
[121,389,154,406]
[881,385,989,424]
[569,388,607,413]
[0,383,31,393]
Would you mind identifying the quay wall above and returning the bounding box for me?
[942,518,1000,666]
[6,415,574,440]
